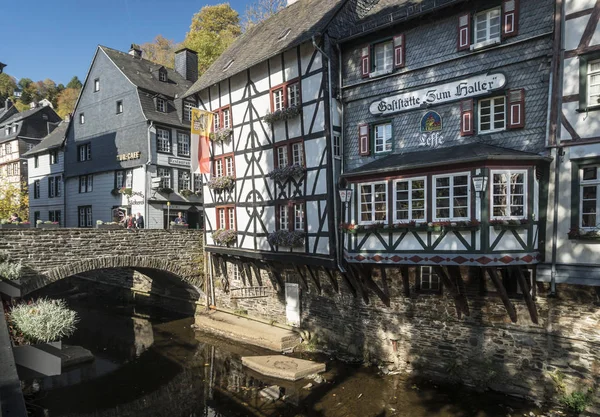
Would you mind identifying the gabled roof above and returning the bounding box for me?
[0,106,45,127]
[343,143,551,179]
[0,104,17,124]
[185,0,346,97]
[24,121,69,156]
[100,46,193,98]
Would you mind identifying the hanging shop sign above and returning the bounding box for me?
[369,72,506,116]
[168,158,191,167]
[420,111,442,132]
[116,151,141,161]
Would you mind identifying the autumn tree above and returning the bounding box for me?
[0,73,17,103]
[243,0,286,31]
[0,180,29,222]
[140,35,179,68]
[56,87,80,119]
[183,4,241,76]
[66,76,82,90]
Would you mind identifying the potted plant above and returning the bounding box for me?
[7,298,79,376]
[340,222,357,234]
[36,220,60,229]
[568,227,600,241]
[180,189,194,198]
[0,252,23,298]
[267,230,305,247]
[207,176,235,192]
[0,220,30,229]
[209,128,233,143]
[158,187,174,195]
[212,229,237,245]
[96,220,124,230]
[263,105,302,124]
[170,221,189,229]
[267,164,306,182]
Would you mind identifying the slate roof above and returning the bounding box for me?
[342,143,550,178]
[185,0,346,96]
[0,106,45,127]
[23,121,68,156]
[0,104,17,124]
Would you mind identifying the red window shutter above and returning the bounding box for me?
[361,46,370,78]
[393,34,405,69]
[359,124,370,155]
[457,13,471,51]
[460,99,474,136]
[507,89,525,129]
[502,0,519,38]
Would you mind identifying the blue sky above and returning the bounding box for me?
[1,0,251,86]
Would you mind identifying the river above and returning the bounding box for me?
[23,298,544,417]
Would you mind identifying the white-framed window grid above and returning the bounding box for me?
[474,7,501,44]
[94,78,100,92]
[79,175,93,193]
[79,113,85,124]
[279,205,289,230]
[194,174,202,193]
[49,210,61,226]
[50,150,58,164]
[433,173,470,221]
[116,170,133,189]
[177,132,190,156]
[117,100,123,114]
[358,181,388,224]
[273,88,284,111]
[277,146,288,167]
[225,156,234,177]
[292,143,304,166]
[33,180,40,199]
[78,144,91,161]
[420,266,441,291]
[157,98,166,112]
[490,170,527,219]
[222,108,231,129]
[215,159,224,177]
[580,166,600,229]
[48,175,62,198]
[294,203,305,230]
[159,70,167,82]
[178,170,191,191]
[78,206,93,227]
[184,101,194,121]
[588,59,600,107]
[213,112,221,130]
[478,96,506,133]
[393,177,427,222]
[156,128,171,153]
[287,83,300,108]
[374,122,392,153]
[373,40,393,74]
[157,167,171,188]
[333,134,341,158]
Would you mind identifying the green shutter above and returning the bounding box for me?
[579,56,588,111]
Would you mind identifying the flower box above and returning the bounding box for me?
[207,176,235,191]
[568,228,600,241]
[267,165,306,182]
[267,230,305,247]
[96,223,124,230]
[209,128,233,143]
[158,187,174,194]
[263,106,302,124]
[171,224,189,229]
[492,221,529,231]
[0,224,30,229]
[36,222,60,229]
[0,279,22,298]
[212,229,237,245]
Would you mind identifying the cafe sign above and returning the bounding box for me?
[369,72,506,116]
[168,158,191,167]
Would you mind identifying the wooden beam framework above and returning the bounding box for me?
[321,267,339,293]
[400,266,410,297]
[513,266,539,324]
[306,265,322,294]
[446,265,470,317]
[434,266,467,318]
[485,267,518,323]
[294,265,309,291]
[356,264,390,307]
[346,264,369,304]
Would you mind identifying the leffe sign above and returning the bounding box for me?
[369,72,506,116]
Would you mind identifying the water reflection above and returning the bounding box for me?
[24,301,541,417]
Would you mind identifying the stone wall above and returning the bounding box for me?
[210,260,600,409]
[0,229,205,295]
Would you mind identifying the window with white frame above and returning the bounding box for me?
[232,263,240,281]
[373,40,393,74]
[225,156,234,176]
[434,173,470,220]
[277,146,288,167]
[157,98,166,112]
[183,101,194,121]
[157,167,171,188]
[94,78,100,92]
[194,173,202,193]
[580,166,600,229]
[277,203,305,231]
[33,180,40,199]
[292,142,304,166]
[588,59,600,107]
[177,132,190,156]
[48,175,62,198]
[156,128,171,153]
[333,134,341,158]
[78,143,91,161]
[50,149,58,165]
[478,96,505,133]
[419,266,441,292]
[474,7,501,44]
[78,206,93,227]
[115,169,133,189]
[287,83,300,108]
[116,100,123,114]
[359,182,387,224]
[275,142,304,168]
[178,170,191,191]
[79,113,85,124]
[294,203,304,230]
[216,206,235,230]
[213,155,233,178]
[491,170,526,219]
[273,88,284,111]
[374,122,392,153]
[49,210,62,226]
[222,108,231,129]
[394,178,426,222]
[79,175,93,193]
[159,70,167,82]
[213,112,221,130]
[279,205,289,230]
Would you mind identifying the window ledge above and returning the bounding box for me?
[576,105,600,113]
[470,38,501,51]
[369,68,393,79]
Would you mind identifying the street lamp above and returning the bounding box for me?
[472,174,488,197]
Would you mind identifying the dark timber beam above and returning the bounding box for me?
[248,260,263,286]
[357,264,390,307]
[400,266,410,297]
[264,263,284,293]
[306,265,322,295]
[243,262,254,287]
[486,267,518,323]
[321,267,339,293]
[294,265,309,291]
[514,266,539,324]
[346,264,369,304]
[434,266,464,318]
[446,265,470,317]
[379,266,390,296]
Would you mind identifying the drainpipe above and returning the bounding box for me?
[549,0,565,296]
[312,35,342,272]
[146,121,154,228]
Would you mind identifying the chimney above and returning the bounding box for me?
[174,48,198,82]
[129,44,142,58]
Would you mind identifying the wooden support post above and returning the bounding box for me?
[447,265,470,317]
[306,265,322,294]
[321,267,339,293]
[243,262,254,287]
[340,270,357,298]
[265,263,284,293]
[514,266,539,324]
[347,264,369,304]
[400,266,410,297]
[294,265,309,291]
[486,267,518,323]
[249,260,263,286]
[379,266,390,297]
[434,266,464,318]
[357,265,390,306]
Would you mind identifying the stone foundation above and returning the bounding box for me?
[210,260,600,411]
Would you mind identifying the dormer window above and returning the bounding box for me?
[159,69,167,82]
[184,100,195,122]
[12,124,17,134]
[157,98,166,112]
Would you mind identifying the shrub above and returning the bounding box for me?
[207,176,234,191]
[268,230,305,247]
[209,128,233,142]
[180,189,194,198]
[212,229,237,245]
[0,261,22,280]
[267,164,306,182]
[560,390,591,412]
[263,105,302,124]
[9,299,79,343]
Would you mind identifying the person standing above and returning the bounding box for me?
[126,214,135,229]
[135,212,144,229]
[174,212,185,225]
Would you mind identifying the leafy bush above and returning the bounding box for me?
[9,299,79,343]
[560,390,591,412]
[263,105,302,124]
[209,128,233,142]
[268,230,305,247]
[0,261,22,280]
[212,229,237,245]
[180,189,194,198]
[267,164,306,182]
[207,176,234,191]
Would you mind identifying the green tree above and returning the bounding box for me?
[56,87,80,118]
[66,76,82,90]
[0,73,17,103]
[140,35,179,68]
[0,180,29,222]
[243,0,286,31]
[183,3,241,76]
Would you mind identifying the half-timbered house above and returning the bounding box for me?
[541,0,600,288]
[329,0,554,312]
[183,0,346,323]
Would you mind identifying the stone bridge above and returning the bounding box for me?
[0,229,204,297]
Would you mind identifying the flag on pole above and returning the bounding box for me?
[191,108,213,174]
